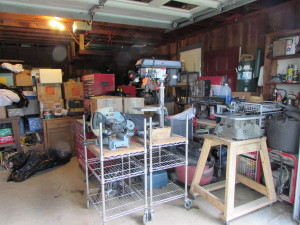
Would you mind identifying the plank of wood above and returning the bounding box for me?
[203,180,226,192]
[150,126,171,140]
[259,138,277,202]
[221,196,274,221]
[87,141,144,158]
[236,142,260,155]
[236,173,268,196]
[193,184,225,211]
[203,180,240,192]
[190,137,212,194]
[224,145,237,220]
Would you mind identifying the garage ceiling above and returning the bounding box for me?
[0,0,258,30]
[0,0,291,58]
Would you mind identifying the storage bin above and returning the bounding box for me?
[166,117,192,139]
[266,115,300,153]
[27,117,43,132]
[144,170,168,189]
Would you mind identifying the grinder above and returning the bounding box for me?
[90,107,135,151]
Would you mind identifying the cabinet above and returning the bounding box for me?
[263,29,300,100]
[0,117,22,153]
[43,117,80,153]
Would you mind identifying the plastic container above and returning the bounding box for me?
[219,83,231,104]
[145,170,168,189]
[266,115,300,153]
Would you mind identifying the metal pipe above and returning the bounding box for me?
[143,118,148,213]
[149,117,154,213]
[99,122,106,223]
[159,82,165,127]
[83,115,90,208]
[185,114,189,200]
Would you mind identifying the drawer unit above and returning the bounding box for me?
[82,73,115,98]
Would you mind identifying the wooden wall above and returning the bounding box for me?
[154,1,300,60]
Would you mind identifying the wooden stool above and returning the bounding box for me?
[190,135,276,223]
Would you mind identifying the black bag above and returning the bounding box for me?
[7,149,72,182]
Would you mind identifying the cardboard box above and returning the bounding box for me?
[123,97,144,114]
[23,92,39,115]
[7,108,24,117]
[149,126,171,140]
[39,69,62,83]
[232,92,260,102]
[273,39,287,57]
[0,106,7,119]
[63,82,83,99]
[37,83,62,101]
[14,70,32,86]
[39,99,64,116]
[65,99,84,116]
[90,96,123,114]
[0,72,14,86]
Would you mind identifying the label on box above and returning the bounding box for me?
[0,128,12,137]
[0,77,6,83]
[45,87,55,97]
[72,87,80,96]
[0,136,15,145]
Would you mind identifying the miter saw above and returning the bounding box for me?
[90,107,135,151]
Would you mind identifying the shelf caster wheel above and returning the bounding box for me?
[184,199,192,209]
[224,221,229,225]
[143,212,149,224]
[147,210,154,221]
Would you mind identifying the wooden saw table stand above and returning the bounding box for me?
[190,135,277,224]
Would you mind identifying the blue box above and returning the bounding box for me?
[0,72,14,86]
[27,117,43,132]
[145,170,168,189]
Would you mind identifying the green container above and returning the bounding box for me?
[0,128,13,137]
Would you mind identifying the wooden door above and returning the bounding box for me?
[203,47,240,91]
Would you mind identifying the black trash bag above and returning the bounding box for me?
[7,149,72,182]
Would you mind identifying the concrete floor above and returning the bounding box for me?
[0,157,297,225]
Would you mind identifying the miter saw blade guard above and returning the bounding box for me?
[91,107,135,151]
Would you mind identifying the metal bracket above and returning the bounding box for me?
[88,0,107,18]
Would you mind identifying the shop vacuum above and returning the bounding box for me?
[237,48,262,92]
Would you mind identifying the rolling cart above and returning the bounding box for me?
[135,116,192,223]
[83,116,149,225]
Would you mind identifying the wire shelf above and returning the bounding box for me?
[243,101,282,114]
[88,157,144,183]
[133,181,185,206]
[136,148,186,171]
[89,184,145,221]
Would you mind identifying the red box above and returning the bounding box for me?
[0,136,15,145]
[198,76,225,85]
[82,74,115,98]
[117,85,136,97]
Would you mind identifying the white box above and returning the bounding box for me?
[123,97,144,114]
[39,69,62,83]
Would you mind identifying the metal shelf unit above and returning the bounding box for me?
[83,117,148,225]
[142,116,192,220]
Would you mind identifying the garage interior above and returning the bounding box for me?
[0,0,300,225]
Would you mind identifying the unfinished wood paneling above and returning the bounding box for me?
[267,3,296,33]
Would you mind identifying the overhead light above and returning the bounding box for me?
[49,17,65,30]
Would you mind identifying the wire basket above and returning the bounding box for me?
[238,156,257,180]
[242,101,282,135]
